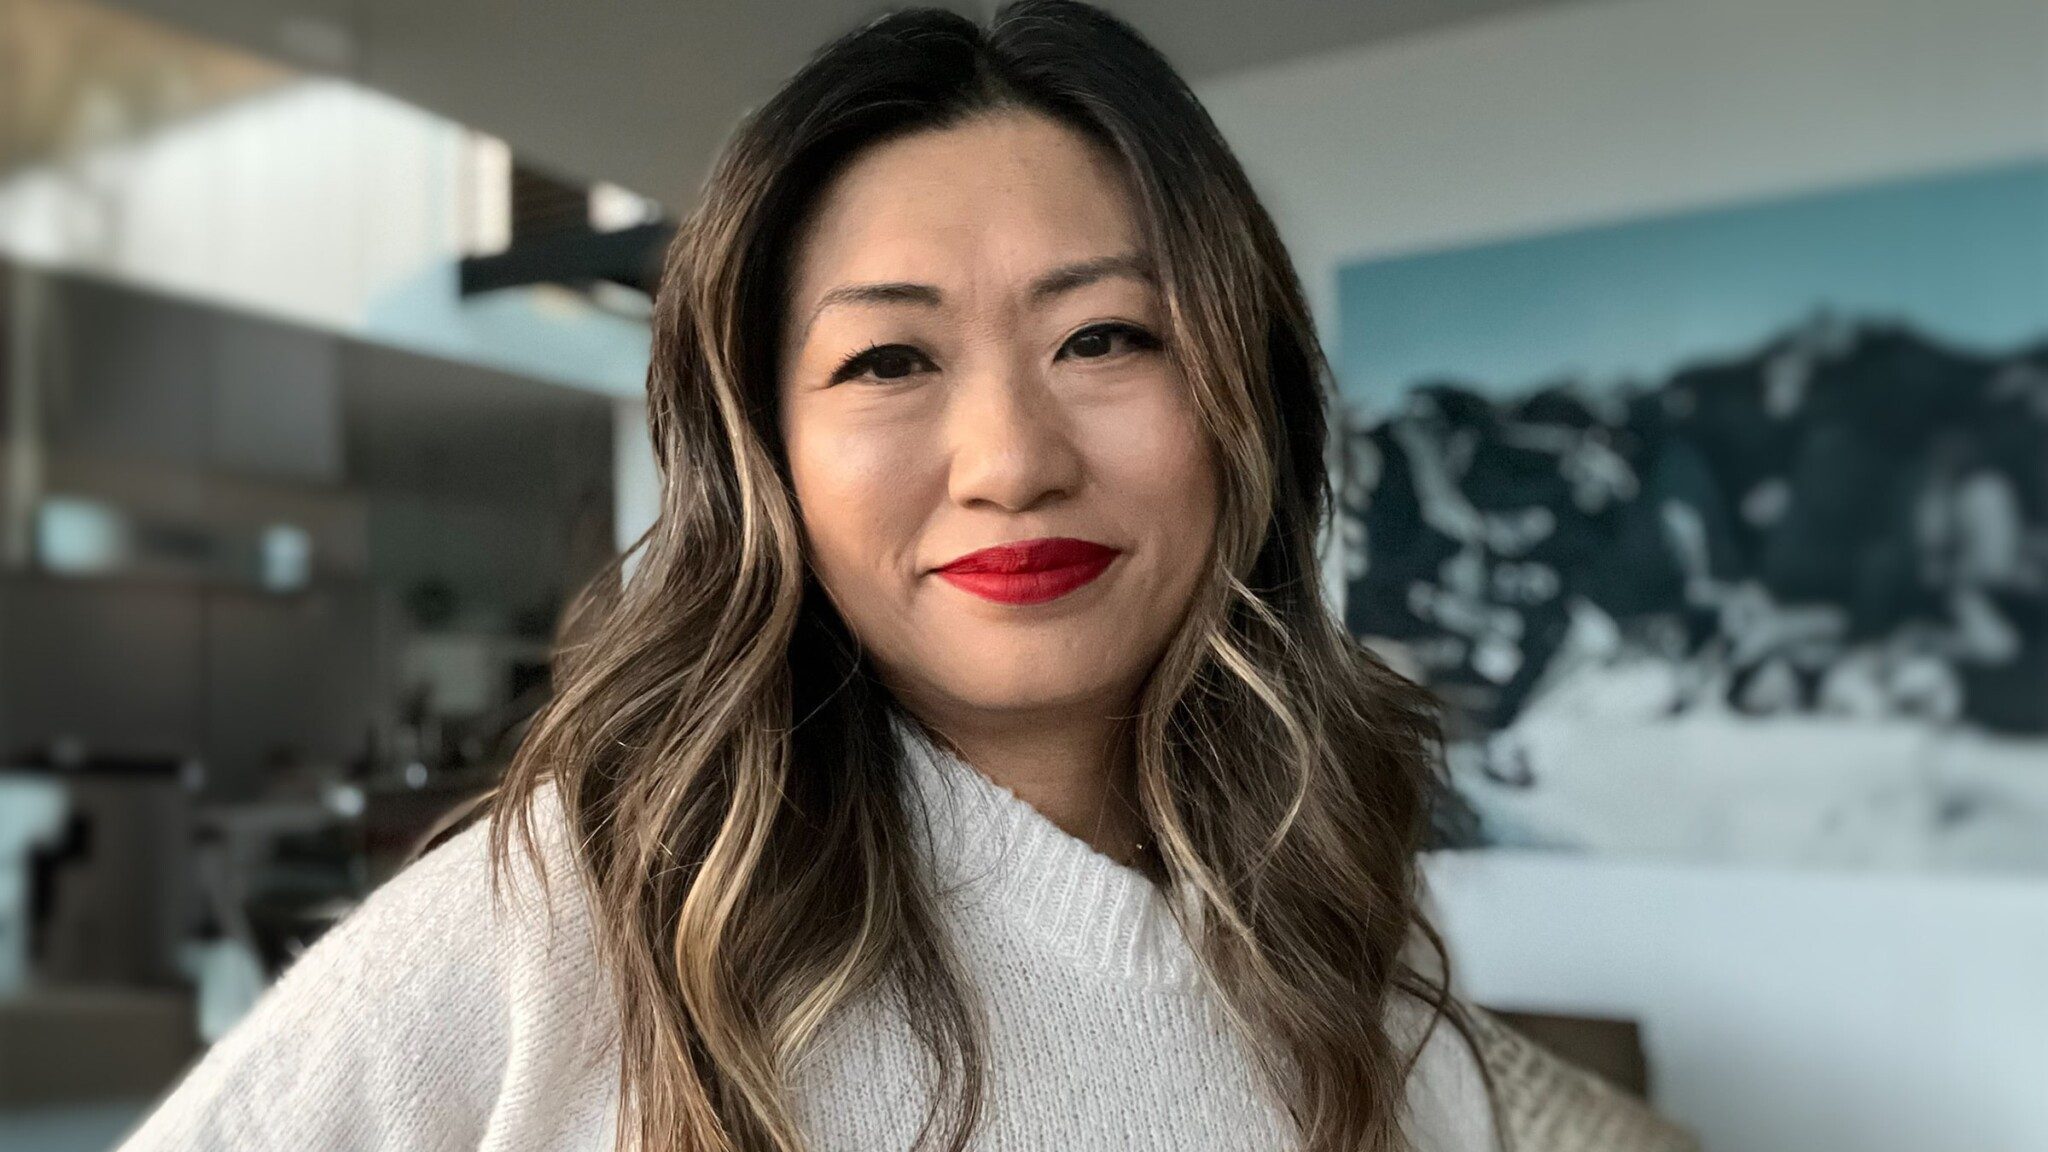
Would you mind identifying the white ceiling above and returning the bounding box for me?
[98,0,1580,210]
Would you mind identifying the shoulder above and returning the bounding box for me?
[1453,1007,1701,1152]
[116,781,605,1151]
[1392,989,1501,1152]
[1395,992,1702,1152]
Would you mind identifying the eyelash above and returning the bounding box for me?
[827,321,1163,385]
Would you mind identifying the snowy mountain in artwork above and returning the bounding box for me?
[1339,312,2048,869]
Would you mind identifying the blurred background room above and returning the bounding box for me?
[0,0,2043,1149]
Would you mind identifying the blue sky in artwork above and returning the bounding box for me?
[1334,155,2048,413]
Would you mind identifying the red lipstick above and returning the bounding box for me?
[934,537,1121,605]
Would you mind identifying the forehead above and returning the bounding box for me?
[786,111,1144,302]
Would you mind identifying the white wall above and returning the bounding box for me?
[1,80,476,338]
[613,395,661,582]
[1194,1,2048,1149]
[1426,851,2048,1151]
[1,78,650,397]
[1197,0,2048,348]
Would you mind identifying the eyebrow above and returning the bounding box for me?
[800,251,1157,344]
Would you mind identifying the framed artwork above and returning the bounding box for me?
[1334,156,2048,871]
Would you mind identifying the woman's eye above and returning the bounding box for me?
[1059,322,1161,362]
[832,343,931,384]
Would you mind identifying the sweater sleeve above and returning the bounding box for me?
[112,813,534,1152]
[1392,988,1702,1152]
[1463,1006,1702,1152]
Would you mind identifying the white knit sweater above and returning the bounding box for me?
[114,712,1500,1152]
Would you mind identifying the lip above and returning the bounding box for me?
[933,536,1122,605]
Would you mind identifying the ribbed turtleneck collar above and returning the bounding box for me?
[888,710,1200,988]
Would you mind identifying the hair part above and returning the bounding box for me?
[479,3,1504,1150]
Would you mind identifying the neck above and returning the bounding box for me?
[890,695,1148,867]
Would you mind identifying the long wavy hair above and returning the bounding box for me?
[478,2,1496,1150]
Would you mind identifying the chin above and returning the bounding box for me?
[929,655,1130,716]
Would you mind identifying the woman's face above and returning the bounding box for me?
[777,109,1219,727]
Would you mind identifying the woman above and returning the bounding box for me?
[118,3,1698,1151]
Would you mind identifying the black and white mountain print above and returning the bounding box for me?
[1339,312,2048,869]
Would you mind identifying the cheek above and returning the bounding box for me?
[1088,381,1220,565]
[784,409,922,587]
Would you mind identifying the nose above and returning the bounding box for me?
[945,357,1084,514]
